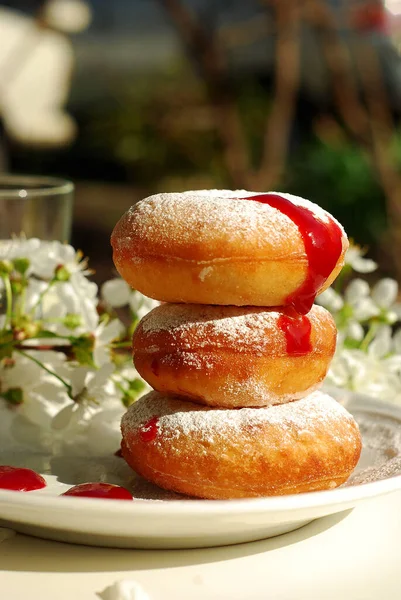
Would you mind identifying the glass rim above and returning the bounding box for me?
[0,175,74,198]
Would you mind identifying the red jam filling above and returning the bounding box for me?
[0,466,46,491]
[139,416,159,442]
[278,313,312,355]
[150,358,160,376]
[62,482,133,500]
[247,193,343,314]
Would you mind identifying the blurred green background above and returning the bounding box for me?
[1,0,401,282]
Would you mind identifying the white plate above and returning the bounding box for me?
[0,392,401,549]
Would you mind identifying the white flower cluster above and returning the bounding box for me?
[318,244,401,404]
[0,238,157,456]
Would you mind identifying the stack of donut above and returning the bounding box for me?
[111,190,362,499]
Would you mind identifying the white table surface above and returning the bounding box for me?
[1,490,401,600]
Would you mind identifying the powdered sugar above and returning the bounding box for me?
[199,266,213,282]
[217,374,320,407]
[113,190,345,260]
[138,303,330,355]
[345,412,401,485]
[121,391,357,448]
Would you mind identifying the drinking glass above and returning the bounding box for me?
[0,175,74,241]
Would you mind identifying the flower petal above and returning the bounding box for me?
[353,298,380,320]
[372,278,399,309]
[316,287,344,312]
[346,320,365,341]
[349,256,378,273]
[102,279,131,308]
[368,325,392,359]
[344,279,370,304]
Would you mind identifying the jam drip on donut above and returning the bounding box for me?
[140,416,159,442]
[150,358,160,376]
[0,466,46,491]
[247,193,343,314]
[62,482,133,500]
[278,313,312,355]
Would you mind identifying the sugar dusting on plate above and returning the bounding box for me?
[345,411,401,486]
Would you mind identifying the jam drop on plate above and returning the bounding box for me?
[62,482,133,500]
[140,416,159,442]
[247,193,343,314]
[0,465,46,491]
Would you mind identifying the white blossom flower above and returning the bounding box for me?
[71,363,115,404]
[0,239,89,280]
[101,278,131,308]
[52,273,99,332]
[317,287,344,313]
[0,238,42,270]
[101,278,158,319]
[368,325,392,359]
[129,291,158,320]
[344,244,377,273]
[0,238,155,456]
[371,278,401,324]
[345,320,365,342]
[50,363,120,455]
[23,275,99,335]
[344,278,380,320]
[327,348,401,402]
[29,241,90,280]
[1,351,70,429]
[94,319,125,366]
[84,405,125,456]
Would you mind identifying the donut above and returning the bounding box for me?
[133,303,337,408]
[111,190,348,314]
[120,391,362,499]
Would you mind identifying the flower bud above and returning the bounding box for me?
[2,387,23,405]
[11,280,23,295]
[13,258,30,275]
[0,260,13,275]
[63,313,82,330]
[54,264,70,282]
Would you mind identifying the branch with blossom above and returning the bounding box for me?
[318,244,401,403]
[0,238,157,456]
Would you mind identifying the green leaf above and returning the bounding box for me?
[0,331,14,360]
[13,258,30,275]
[1,387,23,405]
[11,280,23,295]
[71,334,95,367]
[0,260,13,275]
[0,331,14,345]
[35,330,60,338]
[129,378,146,393]
[0,343,13,360]
[122,378,146,407]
